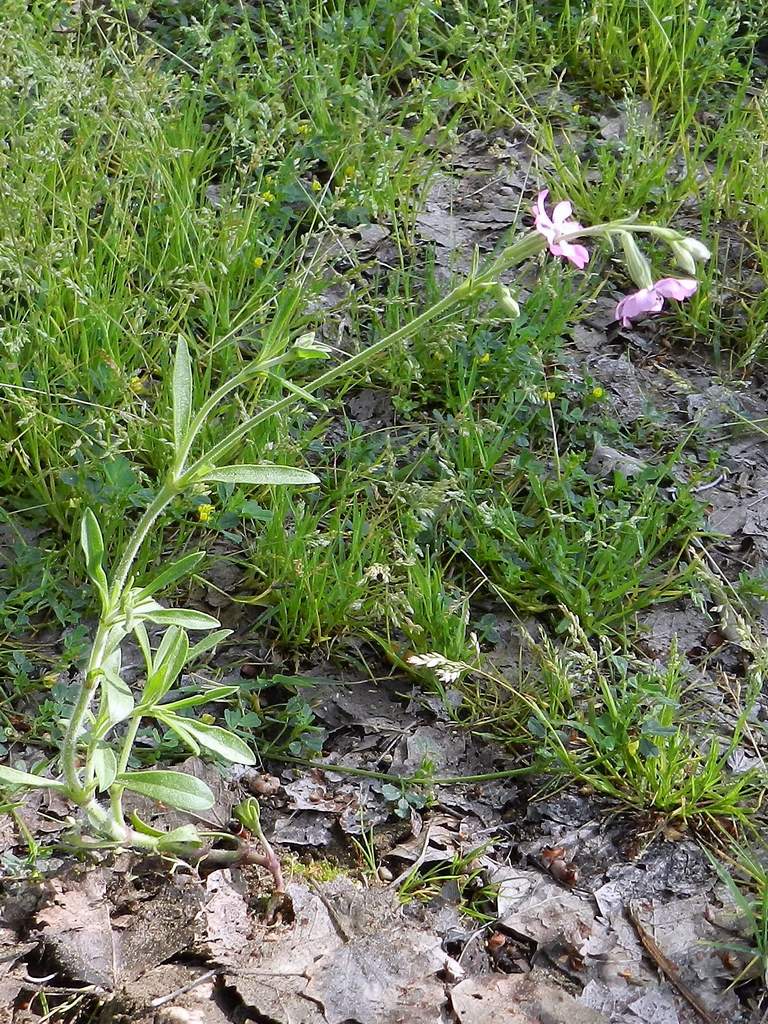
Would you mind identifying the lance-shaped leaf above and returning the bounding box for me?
[159,715,257,765]
[100,668,134,727]
[202,464,319,486]
[115,770,214,813]
[157,824,202,850]
[0,765,65,789]
[172,336,193,452]
[142,608,221,631]
[129,812,201,849]
[134,552,205,603]
[133,621,153,673]
[187,629,233,662]
[92,746,118,792]
[100,649,134,727]
[80,509,109,606]
[141,626,189,707]
[159,685,239,712]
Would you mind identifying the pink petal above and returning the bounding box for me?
[532,190,549,222]
[557,239,590,269]
[551,200,574,227]
[653,277,698,301]
[615,288,664,326]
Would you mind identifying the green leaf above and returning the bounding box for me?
[80,509,109,605]
[160,685,239,711]
[0,765,65,789]
[202,464,319,486]
[135,552,206,602]
[159,626,189,683]
[125,817,203,850]
[154,624,181,668]
[187,629,233,662]
[157,825,203,850]
[101,665,134,726]
[92,746,118,792]
[80,508,104,574]
[115,770,214,813]
[143,608,221,631]
[172,336,193,452]
[128,810,164,837]
[161,717,201,756]
[160,717,257,765]
[141,628,189,707]
[155,626,188,680]
[133,622,153,673]
[292,332,333,360]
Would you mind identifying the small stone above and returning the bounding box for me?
[243,773,281,797]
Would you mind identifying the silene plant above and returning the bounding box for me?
[1,192,709,872]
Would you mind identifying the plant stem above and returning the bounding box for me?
[110,714,142,826]
[188,232,547,475]
[63,482,178,808]
[109,481,178,600]
[61,620,111,801]
[270,753,531,785]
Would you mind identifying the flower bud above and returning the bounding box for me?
[670,241,697,275]
[495,283,520,318]
[679,237,711,262]
[618,231,653,290]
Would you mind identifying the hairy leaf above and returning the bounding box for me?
[143,608,220,631]
[135,552,206,602]
[172,336,193,452]
[160,685,239,711]
[187,629,233,662]
[92,747,118,792]
[80,508,109,606]
[161,717,256,765]
[0,765,64,789]
[115,770,214,813]
[203,464,319,486]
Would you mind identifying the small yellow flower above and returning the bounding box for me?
[200,713,216,725]
[591,386,605,400]
[261,190,275,203]
[572,103,581,113]
[541,389,556,402]
[128,375,146,394]
[342,165,355,180]
[478,352,491,364]
[311,178,322,192]
[197,503,215,523]
[297,122,310,135]
[253,255,265,269]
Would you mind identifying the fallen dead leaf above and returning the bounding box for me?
[227,878,460,1024]
[451,970,609,1024]
[33,869,204,990]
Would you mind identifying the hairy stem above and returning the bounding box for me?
[61,620,111,801]
[188,231,547,476]
[109,481,178,600]
[62,483,177,811]
[109,715,142,827]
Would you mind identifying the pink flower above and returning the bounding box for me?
[615,277,697,327]
[532,190,590,269]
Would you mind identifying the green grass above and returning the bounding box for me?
[1,0,768,952]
